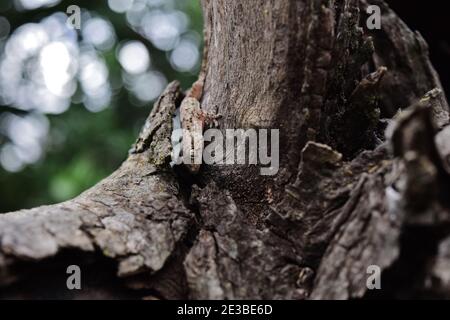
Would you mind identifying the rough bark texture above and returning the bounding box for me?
[1,0,450,299]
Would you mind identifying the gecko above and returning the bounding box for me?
[179,76,220,174]
[177,24,220,174]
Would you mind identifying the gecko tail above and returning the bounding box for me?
[187,76,205,101]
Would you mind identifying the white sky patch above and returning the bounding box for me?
[0,112,49,172]
[33,86,71,114]
[118,41,150,74]
[4,113,49,147]
[170,38,199,72]
[130,71,166,102]
[146,0,168,7]
[0,16,79,114]
[141,10,188,51]
[78,51,111,112]
[18,0,61,11]
[108,0,134,13]
[5,24,49,60]
[80,55,109,95]
[82,17,116,51]
[0,143,25,172]
[42,13,75,41]
[40,42,74,96]
[84,89,111,113]
[0,5,194,171]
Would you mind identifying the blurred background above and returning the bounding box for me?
[0,1,448,213]
[0,0,203,212]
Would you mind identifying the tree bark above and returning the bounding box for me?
[1,0,450,299]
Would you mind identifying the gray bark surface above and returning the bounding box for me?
[1,0,450,299]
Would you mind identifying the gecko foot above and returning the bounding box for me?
[202,107,222,128]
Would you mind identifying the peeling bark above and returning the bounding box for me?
[1,0,450,300]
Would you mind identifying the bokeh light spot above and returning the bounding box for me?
[118,41,150,74]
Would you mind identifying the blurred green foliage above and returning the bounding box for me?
[0,0,203,212]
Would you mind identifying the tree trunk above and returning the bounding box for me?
[1,0,450,299]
